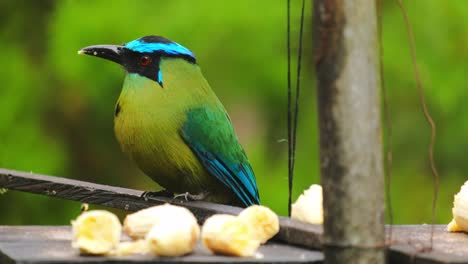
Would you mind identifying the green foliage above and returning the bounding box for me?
[0,1,466,224]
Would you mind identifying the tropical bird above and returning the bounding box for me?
[78,36,259,207]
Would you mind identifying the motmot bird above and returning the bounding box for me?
[78,36,259,207]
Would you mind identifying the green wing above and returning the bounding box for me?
[180,107,260,206]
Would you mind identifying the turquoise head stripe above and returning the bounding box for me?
[125,39,195,59]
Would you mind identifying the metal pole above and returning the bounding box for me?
[313,0,385,263]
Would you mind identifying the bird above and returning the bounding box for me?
[78,35,259,207]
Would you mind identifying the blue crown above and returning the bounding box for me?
[125,36,195,60]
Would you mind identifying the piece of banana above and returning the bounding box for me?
[202,214,260,257]
[108,240,151,256]
[238,205,279,244]
[123,205,165,240]
[124,203,198,239]
[146,218,200,256]
[71,210,121,255]
[447,219,462,232]
[447,181,468,232]
[123,204,200,256]
[291,184,323,225]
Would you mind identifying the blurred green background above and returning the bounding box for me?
[0,0,466,225]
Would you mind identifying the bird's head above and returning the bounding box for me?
[78,35,196,87]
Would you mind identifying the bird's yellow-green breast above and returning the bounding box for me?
[114,59,222,195]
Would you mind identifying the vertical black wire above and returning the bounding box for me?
[291,0,306,185]
[287,0,305,217]
[287,0,293,216]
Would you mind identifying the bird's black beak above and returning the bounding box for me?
[78,45,125,65]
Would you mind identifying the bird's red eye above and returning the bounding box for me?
[139,55,151,66]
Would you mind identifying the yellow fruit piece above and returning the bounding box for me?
[202,214,260,257]
[291,184,323,225]
[447,181,468,233]
[238,205,279,244]
[124,203,198,239]
[146,218,200,256]
[108,240,151,256]
[447,219,461,232]
[71,210,121,255]
[123,204,199,256]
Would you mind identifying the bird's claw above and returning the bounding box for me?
[173,191,209,202]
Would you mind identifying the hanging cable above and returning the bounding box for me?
[287,0,292,216]
[396,0,440,251]
[287,0,306,216]
[292,0,305,189]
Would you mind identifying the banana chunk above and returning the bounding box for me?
[108,240,151,256]
[447,181,468,233]
[447,219,462,232]
[146,218,200,256]
[291,184,323,225]
[124,204,200,256]
[71,210,121,255]
[238,205,279,244]
[124,203,198,239]
[202,214,260,257]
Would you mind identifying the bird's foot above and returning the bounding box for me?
[173,191,210,202]
[141,189,174,200]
